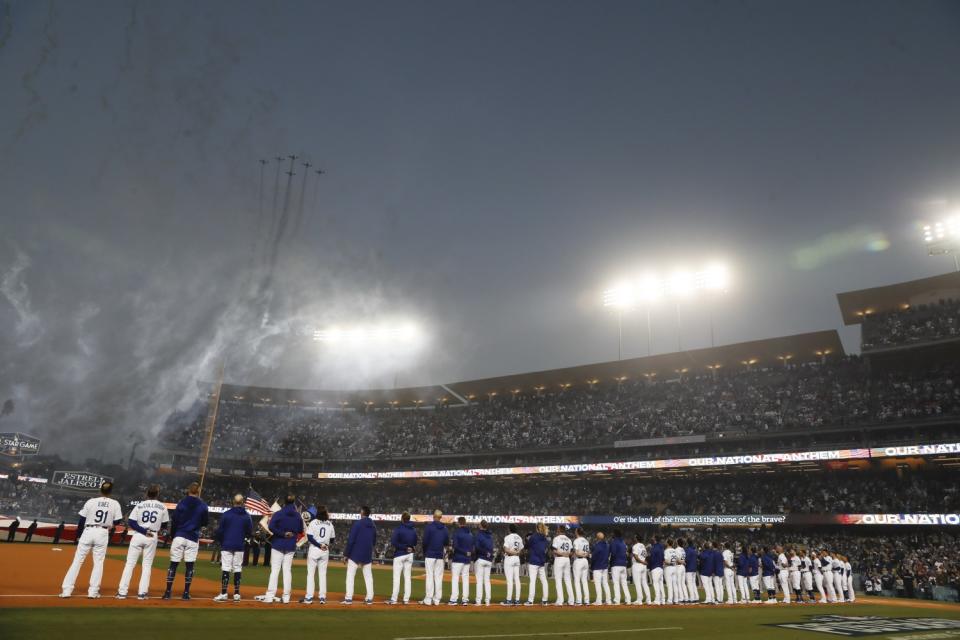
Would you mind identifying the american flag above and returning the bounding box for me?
[244,488,272,516]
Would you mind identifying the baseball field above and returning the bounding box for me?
[2,544,959,640]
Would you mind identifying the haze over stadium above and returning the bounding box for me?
[1,1,960,638]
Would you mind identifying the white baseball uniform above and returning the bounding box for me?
[664,547,677,604]
[503,533,523,602]
[305,519,335,600]
[117,499,169,597]
[61,496,123,597]
[552,534,574,605]
[631,542,650,605]
[777,552,791,603]
[845,560,854,602]
[812,556,826,601]
[572,536,591,605]
[790,554,802,593]
[722,548,737,604]
[821,554,836,601]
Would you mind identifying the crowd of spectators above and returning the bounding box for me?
[160,358,960,461]
[863,298,960,351]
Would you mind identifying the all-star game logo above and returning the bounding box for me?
[769,615,960,637]
[0,432,41,457]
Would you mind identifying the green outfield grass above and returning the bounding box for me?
[5,602,960,640]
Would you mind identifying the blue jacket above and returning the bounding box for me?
[475,529,494,562]
[711,549,725,577]
[747,554,759,577]
[591,540,610,571]
[452,527,475,564]
[649,543,664,570]
[761,553,777,577]
[345,516,377,564]
[685,546,698,572]
[736,552,750,576]
[528,533,549,566]
[610,538,627,567]
[268,504,304,553]
[700,549,714,575]
[171,495,209,542]
[422,521,449,560]
[390,522,418,558]
[216,506,253,552]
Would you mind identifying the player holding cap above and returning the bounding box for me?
[572,528,591,606]
[711,542,725,605]
[422,509,449,606]
[213,494,253,602]
[551,525,574,606]
[664,538,677,605]
[525,523,550,606]
[811,550,827,602]
[821,549,837,602]
[800,549,815,603]
[501,523,524,606]
[776,545,791,603]
[386,512,416,605]
[449,516,474,605]
[116,484,169,600]
[789,547,802,603]
[162,482,209,601]
[590,531,612,606]
[302,505,335,605]
[60,481,124,598]
[473,520,494,606]
[735,544,751,603]
[631,534,651,605]
[699,542,716,604]
[683,538,698,605]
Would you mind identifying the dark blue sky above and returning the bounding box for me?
[1,0,959,457]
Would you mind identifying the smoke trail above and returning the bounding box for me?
[0,251,43,347]
[289,160,311,237]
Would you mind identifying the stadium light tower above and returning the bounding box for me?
[922,215,960,271]
[602,262,730,357]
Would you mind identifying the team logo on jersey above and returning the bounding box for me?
[51,470,114,492]
[0,432,41,457]
[768,615,960,636]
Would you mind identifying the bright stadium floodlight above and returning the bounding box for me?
[922,215,960,271]
[602,281,637,310]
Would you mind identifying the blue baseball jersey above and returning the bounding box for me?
[390,522,418,557]
[345,516,377,564]
[610,538,628,567]
[700,549,714,575]
[761,553,777,577]
[748,554,760,577]
[528,532,549,566]
[591,540,610,571]
[736,552,750,576]
[422,521,449,560]
[475,529,494,561]
[452,526,475,563]
[171,495,209,542]
[685,546,698,572]
[269,504,304,553]
[711,549,725,576]
[649,543,665,570]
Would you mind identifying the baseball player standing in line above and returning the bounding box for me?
[387,512,417,605]
[748,546,761,602]
[631,534,651,605]
[722,542,738,604]
[845,555,855,602]
[572,528,591,606]
[683,538,698,604]
[590,531,612,606]
[302,505,335,604]
[422,510,449,606]
[473,520,494,606]
[501,523,524,606]
[821,549,837,602]
[525,523,550,605]
[256,494,303,604]
[789,547,802,603]
[116,484,169,600]
[162,482,209,601]
[735,545,751,603]
[60,481,124,599]
[800,549,815,603]
[711,542,725,605]
[649,535,665,605]
[664,538,677,605]
[213,494,252,602]
[342,505,376,605]
[833,553,848,602]
[609,529,631,605]
[450,516,474,605]
[812,550,827,602]
[551,525,574,606]
[761,547,778,603]
[699,542,716,604]
[776,545,791,603]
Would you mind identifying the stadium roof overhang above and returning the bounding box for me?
[836,270,960,325]
[213,330,844,408]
